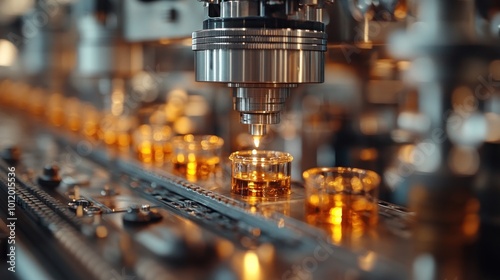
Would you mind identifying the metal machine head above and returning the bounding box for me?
[192,0,330,138]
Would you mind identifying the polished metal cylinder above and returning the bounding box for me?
[233,87,290,126]
[192,1,328,136]
[193,28,326,84]
[194,48,325,84]
[233,87,290,113]
[249,124,267,137]
[193,25,326,135]
[220,0,258,18]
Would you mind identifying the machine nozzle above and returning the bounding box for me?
[236,87,289,140]
[249,125,266,147]
[192,0,327,136]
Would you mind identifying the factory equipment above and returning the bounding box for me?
[1,0,500,280]
[192,0,328,141]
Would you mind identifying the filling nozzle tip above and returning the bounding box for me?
[249,124,267,137]
[249,124,267,148]
[252,135,261,148]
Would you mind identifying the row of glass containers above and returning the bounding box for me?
[0,79,380,246]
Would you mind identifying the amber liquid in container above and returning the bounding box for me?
[98,114,135,149]
[173,157,220,178]
[306,193,377,242]
[303,167,380,245]
[64,97,82,132]
[232,171,291,197]
[133,124,173,164]
[229,150,293,197]
[47,93,65,127]
[81,104,100,140]
[171,135,224,181]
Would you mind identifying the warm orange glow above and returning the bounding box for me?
[0,39,17,66]
[83,120,99,139]
[95,225,108,238]
[47,93,65,127]
[331,223,343,244]
[256,243,275,264]
[216,240,234,259]
[328,206,343,225]
[103,131,116,145]
[110,79,125,116]
[394,1,407,20]
[74,187,80,200]
[117,132,131,149]
[171,135,223,181]
[359,148,378,161]
[99,115,135,149]
[27,88,45,116]
[65,98,81,132]
[134,124,172,164]
[253,136,261,148]
[138,141,153,163]
[306,192,377,247]
[153,143,164,163]
[358,251,377,271]
[462,198,480,239]
[485,112,500,142]
[242,251,261,280]
[76,206,83,217]
[173,154,220,182]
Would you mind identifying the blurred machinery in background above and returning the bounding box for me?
[1,0,500,279]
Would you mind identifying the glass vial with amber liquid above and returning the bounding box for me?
[229,150,293,197]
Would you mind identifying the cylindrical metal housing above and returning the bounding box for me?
[193,28,326,84]
[192,13,328,135]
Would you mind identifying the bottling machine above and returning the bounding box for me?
[1,0,500,279]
